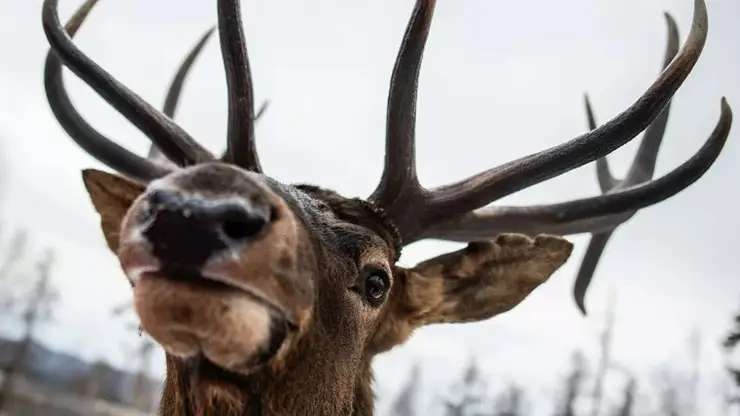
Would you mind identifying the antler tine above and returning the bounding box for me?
[421,97,732,241]
[254,100,270,121]
[148,27,216,163]
[43,0,171,182]
[584,96,617,192]
[373,0,711,244]
[369,0,435,209]
[42,0,215,169]
[162,29,216,121]
[571,231,613,314]
[218,100,270,159]
[217,0,262,172]
[572,12,680,315]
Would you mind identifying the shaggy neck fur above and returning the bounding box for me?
[159,351,376,415]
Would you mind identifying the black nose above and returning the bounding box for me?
[141,188,273,268]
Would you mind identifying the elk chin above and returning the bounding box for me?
[133,274,292,376]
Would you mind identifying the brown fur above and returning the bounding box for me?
[81,166,573,415]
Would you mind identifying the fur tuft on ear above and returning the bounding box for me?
[81,169,146,253]
[372,234,572,351]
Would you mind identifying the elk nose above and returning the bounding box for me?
[141,188,273,268]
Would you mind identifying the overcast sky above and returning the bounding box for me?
[1,0,739,414]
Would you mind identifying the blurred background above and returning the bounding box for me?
[1,0,740,415]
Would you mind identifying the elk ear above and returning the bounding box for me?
[81,169,146,253]
[372,234,572,351]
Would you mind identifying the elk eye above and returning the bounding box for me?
[364,270,389,306]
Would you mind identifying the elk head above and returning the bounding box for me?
[43,0,730,414]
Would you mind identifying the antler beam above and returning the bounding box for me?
[369,0,731,251]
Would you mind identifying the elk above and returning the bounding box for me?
[42,0,731,414]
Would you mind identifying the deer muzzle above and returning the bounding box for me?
[116,165,315,374]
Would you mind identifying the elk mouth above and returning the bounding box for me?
[131,265,297,376]
[155,265,293,322]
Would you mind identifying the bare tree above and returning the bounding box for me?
[590,292,617,416]
[0,231,28,291]
[723,304,740,410]
[442,356,491,416]
[652,368,683,416]
[610,378,636,416]
[556,352,588,416]
[685,329,702,415]
[0,249,57,412]
[390,363,421,416]
[492,384,526,416]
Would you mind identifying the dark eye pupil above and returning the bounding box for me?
[366,274,386,300]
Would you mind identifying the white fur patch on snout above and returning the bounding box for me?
[200,297,273,370]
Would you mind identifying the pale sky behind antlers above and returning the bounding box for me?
[1,0,739,414]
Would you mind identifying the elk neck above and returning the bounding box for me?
[158,350,377,415]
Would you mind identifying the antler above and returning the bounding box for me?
[43,0,169,182]
[567,13,680,315]
[146,28,216,165]
[42,0,266,182]
[217,0,262,172]
[371,0,732,252]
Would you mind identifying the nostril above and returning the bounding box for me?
[140,189,177,225]
[217,204,272,242]
[147,189,164,205]
[147,189,169,206]
[140,188,275,268]
[146,188,182,211]
[222,217,264,241]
